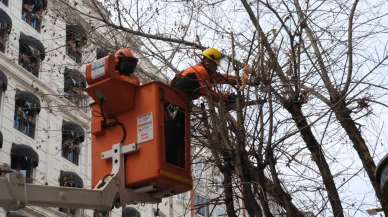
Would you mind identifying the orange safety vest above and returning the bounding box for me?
[120,74,140,86]
[170,63,236,101]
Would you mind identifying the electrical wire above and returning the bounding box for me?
[96,173,114,189]
[92,98,127,144]
[99,98,107,129]
[117,122,127,144]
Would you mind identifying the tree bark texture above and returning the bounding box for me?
[332,98,388,215]
[285,102,344,217]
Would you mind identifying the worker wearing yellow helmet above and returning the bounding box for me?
[170,47,237,101]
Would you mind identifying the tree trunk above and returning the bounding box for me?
[223,166,239,217]
[260,175,306,216]
[333,99,388,215]
[285,102,344,217]
[267,151,300,217]
[238,155,269,217]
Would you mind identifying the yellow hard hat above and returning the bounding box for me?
[202,48,223,65]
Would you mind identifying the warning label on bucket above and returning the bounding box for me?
[138,112,154,143]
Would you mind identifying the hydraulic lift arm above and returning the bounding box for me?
[0,143,162,212]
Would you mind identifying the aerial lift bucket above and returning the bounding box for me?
[84,55,193,196]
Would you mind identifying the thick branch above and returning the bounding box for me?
[240,0,295,98]
[343,0,359,95]
[284,102,343,217]
[293,0,336,100]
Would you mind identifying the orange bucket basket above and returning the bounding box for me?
[84,55,193,195]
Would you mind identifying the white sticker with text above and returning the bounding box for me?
[138,112,154,143]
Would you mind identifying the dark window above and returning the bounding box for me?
[64,68,88,113]
[61,136,80,165]
[11,155,34,183]
[164,102,186,168]
[0,21,10,52]
[0,9,11,53]
[21,0,45,32]
[19,38,43,78]
[66,25,87,64]
[194,194,209,217]
[58,171,83,216]
[62,122,84,166]
[96,48,109,60]
[13,94,39,138]
[0,0,8,6]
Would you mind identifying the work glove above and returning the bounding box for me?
[225,93,248,111]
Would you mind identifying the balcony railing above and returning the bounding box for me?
[64,87,89,113]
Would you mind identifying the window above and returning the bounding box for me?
[0,131,2,149]
[0,8,11,52]
[21,0,46,32]
[64,68,88,113]
[213,172,223,193]
[212,207,225,217]
[0,0,8,6]
[58,171,83,216]
[11,155,34,183]
[13,91,40,138]
[62,121,85,166]
[66,25,87,64]
[193,157,204,178]
[19,35,45,78]
[62,136,80,165]
[0,70,6,149]
[194,194,209,217]
[10,143,39,184]
[96,48,109,60]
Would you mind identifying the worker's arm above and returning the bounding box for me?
[195,69,227,101]
[211,73,238,85]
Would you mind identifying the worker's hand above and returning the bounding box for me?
[225,92,247,111]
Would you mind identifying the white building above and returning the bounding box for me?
[0,0,94,216]
[0,1,233,217]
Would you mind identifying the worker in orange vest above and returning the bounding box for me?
[166,48,238,165]
[115,48,140,85]
[170,47,238,102]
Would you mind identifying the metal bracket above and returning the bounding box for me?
[101,143,138,160]
[0,143,157,213]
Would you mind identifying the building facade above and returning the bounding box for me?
[0,0,94,216]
